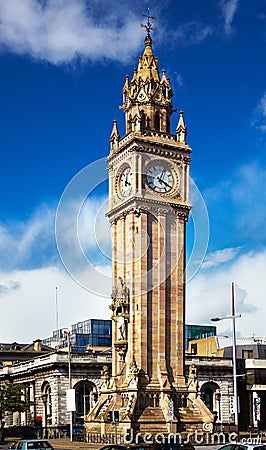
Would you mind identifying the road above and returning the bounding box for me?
[0,441,222,450]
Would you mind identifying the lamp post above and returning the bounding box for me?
[41,394,48,439]
[211,282,241,439]
[64,330,73,442]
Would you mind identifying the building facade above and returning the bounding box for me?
[0,351,111,437]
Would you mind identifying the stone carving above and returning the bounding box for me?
[187,364,198,394]
[117,313,126,341]
[101,365,111,389]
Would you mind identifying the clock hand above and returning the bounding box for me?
[159,178,172,189]
[158,168,166,182]
[124,172,131,186]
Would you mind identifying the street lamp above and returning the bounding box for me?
[41,394,48,439]
[64,330,73,442]
[211,282,241,438]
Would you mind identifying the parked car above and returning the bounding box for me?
[217,444,266,450]
[99,446,153,450]
[99,443,194,450]
[8,440,54,450]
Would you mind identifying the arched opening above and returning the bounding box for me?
[140,111,146,131]
[74,381,98,425]
[154,111,160,131]
[166,115,170,133]
[202,388,214,411]
[201,382,220,417]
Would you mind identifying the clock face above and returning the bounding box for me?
[119,167,132,197]
[146,165,174,193]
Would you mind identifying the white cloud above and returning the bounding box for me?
[202,247,241,269]
[0,194,113,341]
[0,0,143,65]
[0,266,111,342]
[0,193,111,272]
[252,92,266,132]
[220,0,239,34]
[0,204,55,271]
[204,161,266,244]
[187,248,266,337]
[0,280,21,297]
[174,21,213,45]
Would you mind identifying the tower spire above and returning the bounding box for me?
[119,8,173,135]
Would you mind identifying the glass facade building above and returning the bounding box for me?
[185,324,216,350]
[42,319,112,352]
[42,320,215,353]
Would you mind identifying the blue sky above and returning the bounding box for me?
[0,0,266,342]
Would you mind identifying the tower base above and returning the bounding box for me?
[85,364,214,441]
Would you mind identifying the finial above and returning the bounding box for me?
[140,7,157,37]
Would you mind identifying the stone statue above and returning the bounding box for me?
[117,314,126,340]
[188,363,198,393]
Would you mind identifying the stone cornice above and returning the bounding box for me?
[107,131,192,162]
[106,196,191,224]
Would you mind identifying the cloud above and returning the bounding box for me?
[173,21,213,45]
[0,266,111,342]
[202,247,241,269]
[0,192,113,341]
[220,0,239,34]
[252,92,266,132]
[187,248,266,337]
[204,161,266,246]
[0,280,21,297]
[0,204,56,271]
[0,190,112,271]
[174,73,183,88]
[0,0,143,65]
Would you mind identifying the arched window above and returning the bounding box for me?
[140,111,146,131]
[154,111,160,131]
[166,115,170,133]
[74,381,97,424]
[203,388,213,411]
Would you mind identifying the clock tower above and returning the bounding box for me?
[87,16,213,436]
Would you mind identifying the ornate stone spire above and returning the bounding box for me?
[121,12,174,135]
[176,110,187,143]
[109,119,120,152]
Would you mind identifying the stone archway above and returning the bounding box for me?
[201,382,221,419]
[74,381,98,425]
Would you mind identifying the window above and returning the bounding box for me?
[242,349,253,359]
[140,112,146,131]
[202,388,213,411]
[191,343,197,355]
[26,442,51,449]
[154,112,160,131]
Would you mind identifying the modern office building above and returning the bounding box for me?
[185,324,216,351]
[41,319,112,352]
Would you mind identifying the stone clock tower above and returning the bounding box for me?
[87,17,213,437]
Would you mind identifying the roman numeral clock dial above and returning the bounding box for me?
[146,165,174,193]
[119,167,132,197]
